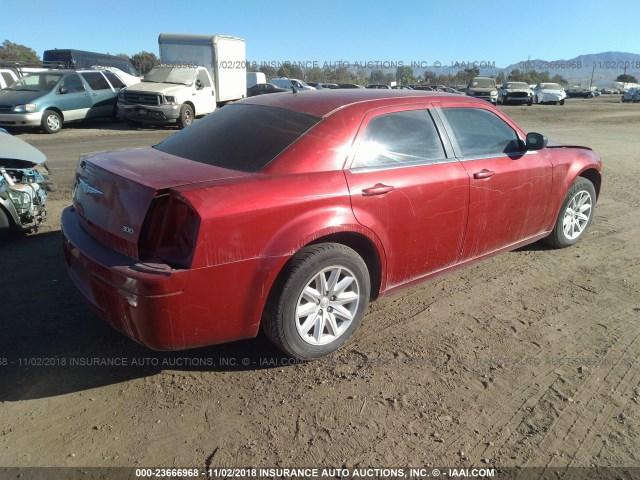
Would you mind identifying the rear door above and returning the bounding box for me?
[79,72,117,118]
[345,105,469,289]
[437,105,553,260]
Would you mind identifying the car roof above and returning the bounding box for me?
[240,89,479,117]
[24,69,104,75]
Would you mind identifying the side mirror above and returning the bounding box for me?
[58,86,68,95]
[525,132,548,150]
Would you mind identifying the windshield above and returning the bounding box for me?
[143,66,197,85]
[471,78,495,88]
[540,83,562,90]
[505,82,529,89]
[154,104,321,173]
[8,73,64,92]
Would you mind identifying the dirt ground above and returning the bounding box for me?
[0,96,638,475]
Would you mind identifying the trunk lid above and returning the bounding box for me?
[73,147,249,259]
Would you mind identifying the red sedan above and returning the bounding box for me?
[62,90,602,359]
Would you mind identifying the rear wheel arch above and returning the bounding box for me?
[306,232,383,301]
[261,230,384,315]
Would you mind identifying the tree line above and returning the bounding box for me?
[2,40,637,84]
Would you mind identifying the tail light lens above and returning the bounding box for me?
[138,192,200,269]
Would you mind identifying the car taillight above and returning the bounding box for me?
[138,192,200,269]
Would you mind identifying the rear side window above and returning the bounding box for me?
[103,71,125,89]
[352,109,446,169]
[80,72,111,90]
[440,108,521,156]
[154,104,321,173]
[60,73,86,93]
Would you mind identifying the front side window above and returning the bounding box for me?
[352,109,446,169]
[196,70,211,88]
[80,72,111,90]
[440,108,521,157]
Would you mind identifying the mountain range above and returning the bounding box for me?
[407,51,640,85]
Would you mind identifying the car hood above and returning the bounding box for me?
[0,89,43,107]
[0,131,46,168]
[504,88,532,93]
[126,82,191,95]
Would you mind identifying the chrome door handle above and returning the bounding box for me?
[362,183,395,196]
[473,169,495,179]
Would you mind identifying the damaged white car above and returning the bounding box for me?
[0,129,54,238]
[534,83,567,105]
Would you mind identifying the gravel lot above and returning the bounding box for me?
[0,96,638,475]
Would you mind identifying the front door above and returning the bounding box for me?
[437,106,553,260]
[56,73,92,121]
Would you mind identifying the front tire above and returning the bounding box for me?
[263,243,371,360]
[559,99,565,105]
[544,178,596,248]
[41,110,62,134]
[176,104,194,129]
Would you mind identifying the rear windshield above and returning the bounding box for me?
[154,104,321,173]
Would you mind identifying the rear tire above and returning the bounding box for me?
[544,178,596,248]
[559,99,565,105]
[41,110,62,134]
[262,243,371,360]
[176,104,194,129]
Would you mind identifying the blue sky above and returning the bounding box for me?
[2,0,638,67]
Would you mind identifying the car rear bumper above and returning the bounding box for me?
[119,103,180,123]
[0,111,43,127]
[61,206,262,350]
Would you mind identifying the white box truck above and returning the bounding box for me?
[117,33,246,129]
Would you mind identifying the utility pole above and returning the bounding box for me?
[589,62,595,89]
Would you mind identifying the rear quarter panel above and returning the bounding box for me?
[177,170,385,335]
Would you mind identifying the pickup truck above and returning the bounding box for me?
[118,34,246,129]
[117,65,216,128]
